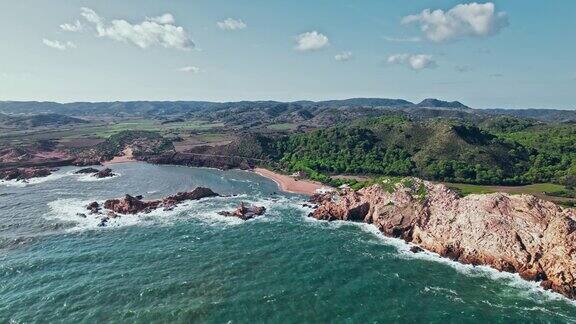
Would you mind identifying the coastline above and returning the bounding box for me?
[253,168,329,195]
[102,147,135,165]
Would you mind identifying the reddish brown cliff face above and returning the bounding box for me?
[311,179,576,299]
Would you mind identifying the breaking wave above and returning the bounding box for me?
[305,216,576,308]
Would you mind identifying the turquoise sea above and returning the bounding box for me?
[1,163,575,323]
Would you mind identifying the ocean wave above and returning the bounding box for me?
[75,173,122,182]
[228,178,255,184]
[66,169,122,182]
[304,217,576,307]
[0,173,69,188]
[47,198,143,231]
[45,194,300,232]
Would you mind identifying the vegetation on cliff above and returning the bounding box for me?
[73,130,175,162]
[222,115,575,187]
[274,116,537,185]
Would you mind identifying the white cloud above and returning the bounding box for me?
[80,8,194,50]
[401,2,508,42]
[217,18,247,31]
[60,20,83,32]
[382,36,421,43]
[42,39,76,50]
[387,54,437,70]
[334,51,353,61]
[178,66,200,73]
[148,14,175,25]
[295,31,329,51]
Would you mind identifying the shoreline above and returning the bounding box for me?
[102,157,135,165]
[102,147,135,165]
[253,168,330,196]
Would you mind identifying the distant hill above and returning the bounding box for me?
[0,113,88,128]
[228,115,534,185]
[309,98,414,108]
[481,108,576,123]
[0,99,574,124]
[416,98,470,110]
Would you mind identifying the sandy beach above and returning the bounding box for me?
[254,168,330,195]
[103,147,135,165]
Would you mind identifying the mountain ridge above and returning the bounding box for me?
[0,98,574,123]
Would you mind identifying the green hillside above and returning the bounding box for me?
[275,116,532,184]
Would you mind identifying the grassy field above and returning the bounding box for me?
[267,123,298,131]
[85,119,224,138]
[0,118,225,145]
[329,174,574,207]
[445,182,566,196]
[445,182,574,206]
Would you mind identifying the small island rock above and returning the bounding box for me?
[95,168,115,178]
[74,167,100,174]
[219,202,266,220]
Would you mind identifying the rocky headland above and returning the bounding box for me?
[309,178,576,299]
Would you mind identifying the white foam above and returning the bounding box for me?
[0,172,69,188]
[45,194,298,232]
[47,198,142,231]
[228,178,255,184]
[75,172,121,182]
[66,169,122,182]
[304,217,576,307]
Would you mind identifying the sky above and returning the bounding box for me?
[0,0,574,109]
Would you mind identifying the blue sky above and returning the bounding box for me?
[0,0,574,109]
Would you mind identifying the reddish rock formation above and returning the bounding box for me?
[310,178,576,299]
[0,167,53,181]
[101,187,219,215]
[219,202,266,220]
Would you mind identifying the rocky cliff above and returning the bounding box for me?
[310,178,576,299]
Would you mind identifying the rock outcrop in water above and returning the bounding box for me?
[95,168,115,178]
[74,167,100,174]
[0,167,54,181]
[310,178,576,299]
[87,201,101,214]
[218,202,266,220]
[100,187,219,215]
[74,167,116,178]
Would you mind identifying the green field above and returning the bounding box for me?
[445,182,566,196]
[0,118,225,145]
[267,123,298,131]
[444,182,575,207]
